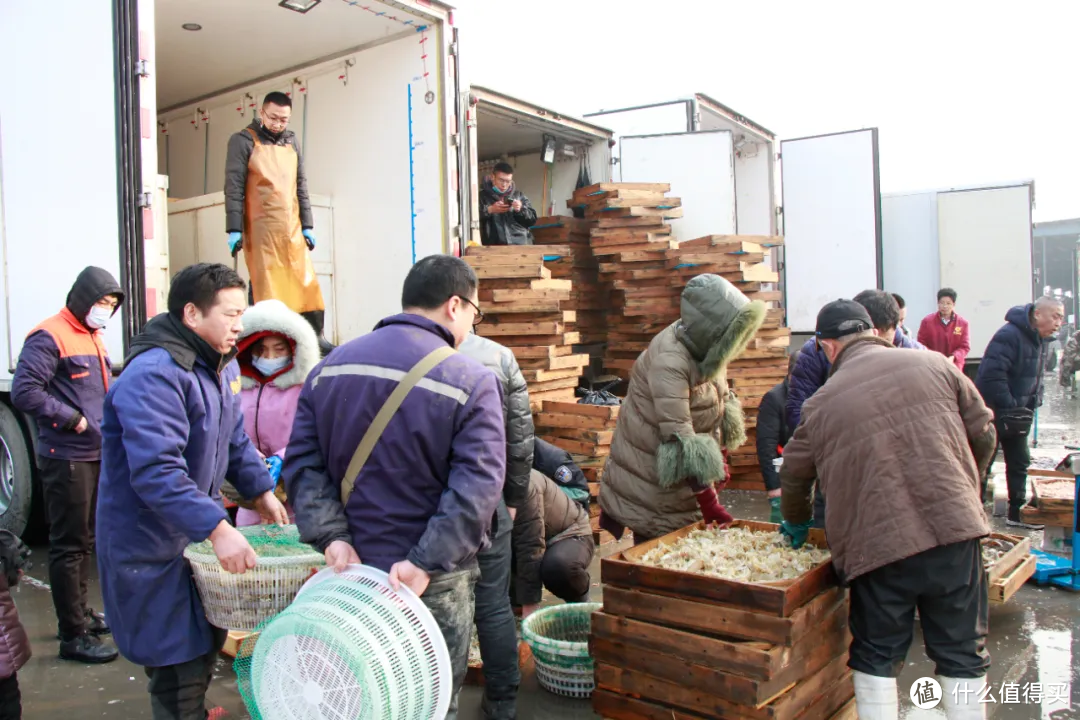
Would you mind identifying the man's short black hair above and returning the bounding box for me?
[168,263,246,318]
[263,92,292,109]
[401,255,478,311]
[853,289,901,331]
[938,287,957,302]
[891,293,905,309]
[492,162,514,176]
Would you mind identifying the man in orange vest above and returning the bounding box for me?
[224,91,333,355]
[11,267,124,664]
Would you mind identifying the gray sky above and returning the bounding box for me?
[457,0,1077,222]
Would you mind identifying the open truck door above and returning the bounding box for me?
[937,184,1034,362]
[779,129,882,333]
[618,130,737,241]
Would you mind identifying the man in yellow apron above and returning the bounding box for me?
[224,91,334,355]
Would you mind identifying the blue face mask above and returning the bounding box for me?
[251,355,291,377]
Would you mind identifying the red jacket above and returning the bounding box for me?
[917,312,971,370]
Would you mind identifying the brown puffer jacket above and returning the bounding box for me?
[512,470,592,605]
[599,274,766,539]
[0,574,30,678]
[780,336,995,584]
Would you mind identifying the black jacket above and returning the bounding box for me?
[976,304,1051,411]
[478,178,537,246]
[458,334,534,509]
[224,121,314,234]
[756,378,792,491]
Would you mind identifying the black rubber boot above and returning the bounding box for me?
[301,310,336,357]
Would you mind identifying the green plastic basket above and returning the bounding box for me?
[521,602,601,699]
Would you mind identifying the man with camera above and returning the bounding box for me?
[975,296,1064,529]
[478,162,538,246]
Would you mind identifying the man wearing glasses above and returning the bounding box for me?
[285,254,506,719]
[224,91,333,356]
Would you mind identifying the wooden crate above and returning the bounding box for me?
[593,651,854,720]
[603,521,838,617]
[984,532,1030,585]
[1031,471,1075,515]
[990,555,1037,604]
[219,630,250,659]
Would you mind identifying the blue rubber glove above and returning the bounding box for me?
[228,231,243,256]
[302,229,316,250]
[264,456,283,483]
[768,497,783,524]
[779,520,812,549]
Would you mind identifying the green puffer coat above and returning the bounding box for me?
[598,274,766,539]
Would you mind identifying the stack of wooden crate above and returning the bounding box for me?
[592,521,856,720]
[568,183,683,376]
[531,216,609,347]
[532,399,622,548]
[464,246,589,411]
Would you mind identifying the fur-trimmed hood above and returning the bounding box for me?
[675,273,767,379]
[236,300,320,389]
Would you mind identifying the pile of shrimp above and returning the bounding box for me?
[635,526,831,583]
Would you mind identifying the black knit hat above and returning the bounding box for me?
[815,299,873,340]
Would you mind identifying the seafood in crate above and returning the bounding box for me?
[981,536,1018,569]
[635,525,831,583]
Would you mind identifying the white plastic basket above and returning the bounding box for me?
[247,564,451,720]
[521,603,602,699]
[183,525,325,632]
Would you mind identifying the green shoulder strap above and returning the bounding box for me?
[340,345,457,505]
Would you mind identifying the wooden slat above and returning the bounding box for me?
[541,401,619,419]
[600,585,846,646]
[990,555,1037,604]
[472,264,551,279]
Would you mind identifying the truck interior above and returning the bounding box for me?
[152,0,456,340]
[467,87,612,243]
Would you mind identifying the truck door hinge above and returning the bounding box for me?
[450,133,460,147]
[449,41,458,56]
[135,60,151,78]
[136,192,152,209]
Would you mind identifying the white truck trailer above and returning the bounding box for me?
[882,181,1036,369]
[586,96,883,335]
[0,0,465,536]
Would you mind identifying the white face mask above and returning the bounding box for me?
[251,355,291,377]
[86,306,112,330]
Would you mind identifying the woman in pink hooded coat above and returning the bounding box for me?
[233,299,320,527]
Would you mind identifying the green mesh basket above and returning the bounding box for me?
[234,564,451,720]
[183,524,324,632]
[521,602,601,699]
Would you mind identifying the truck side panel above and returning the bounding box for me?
[938,185,1034,360]
[0,2,127,377]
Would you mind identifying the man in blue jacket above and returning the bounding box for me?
[96,264,287,720]
[12,266,123,663]
[976,296,1063,529]
[285,254,507,720]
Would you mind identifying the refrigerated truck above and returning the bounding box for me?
[462,86,613,245]
[0,0,465,536]
[586,96,884,335]
[882,181,1035,369]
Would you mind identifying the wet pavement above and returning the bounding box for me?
[10,380,1080,718]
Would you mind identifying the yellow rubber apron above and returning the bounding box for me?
[241,128,325,313]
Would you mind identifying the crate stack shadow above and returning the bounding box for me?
[591,521,856,720]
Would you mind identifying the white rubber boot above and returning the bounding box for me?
[852,671,899,720]
[938,676,987,719]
